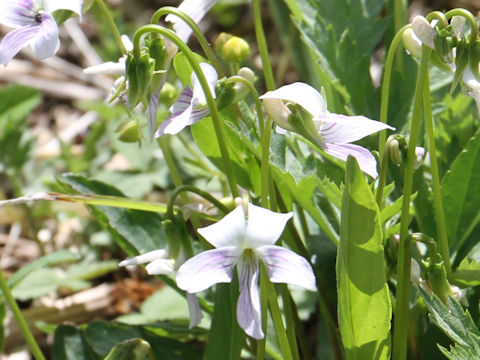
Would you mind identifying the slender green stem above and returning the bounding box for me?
[94,0,126,55]
[393,0,408,67]
[157,137,189,203]
[422,71,451,277]
[444,9,477,41]
[280,284,300,360]
[375,136,394,209]
[166,185,230,219]
[133,25,239,197]
[262,266,293,360]
[426,11,449,28]
[257,269,268,360]
[0,269,46,360]
[150,7,224,76]
[252,0,275,91]
[392,46,431,360]
[379,25,411,158]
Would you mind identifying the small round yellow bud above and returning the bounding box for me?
[222,36,250,63]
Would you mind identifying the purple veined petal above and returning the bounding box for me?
[322,142,379,178]
[0,0,36,28]
[170,86,193,114]
[236,254,263,339]
[155,102,194,136]
[315,113,394,144]
[260,82,327,117]
[118,249,169,267]
[41,0,83,17]
[30,11,59,59]
[176,246,238,293]
[244,203,292,248]
[0,24,39,66]
[187,105,210,126]
[166,0,217,43]
[187,293,203,329]
[145,258,175,275]
[191,62,217,104]
[147,91,160,142]
[197,205,246,248]
[257,245,316,291]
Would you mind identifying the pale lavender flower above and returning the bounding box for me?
[0,0,83,66]
[260,82,395,178]
[176,203,316,339]
[166,0,217,43]
[155,62,217,137]
[119,247,203,329]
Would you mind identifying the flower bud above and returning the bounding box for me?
[215,77,236,110]
[148,37,167,71]
[233,67,255,102]
[126,52,155,107]
[388,138,402,165]
[116,120,142,143]
[402,28,422,58]
[412,15,436,49]
[422,255,452,304]
[414,147,426,169]
[451,15,466,40]
[221,36,250,63]
[159,82,178,106]
[262,98,295,132]
[214,32,233,54]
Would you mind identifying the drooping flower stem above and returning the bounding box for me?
[375,136,394,209]
[257,271,268,360]
[261,265,294,360]
[0,269,46,360]
[166,185,230,219]
[280,284,300,360]
[94,0,126,54]
[393,45,431,360]
[444,8,477,41]
[393,0,408,67]
[133,25,239,198]
[378,25,411,158]
[422,71,451,277]
[150,7,224,76]
[252,0,275,91]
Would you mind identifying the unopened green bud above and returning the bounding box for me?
[389,138,402,165]
[222,36,250,62]
[104,338,150,360]
[159,82,178,106]
[215,77,236,110]
[422,255,452,304]
[117,120,142,143]
[287,104,323,146]
[126,52,155,107]
[402,28,422,58]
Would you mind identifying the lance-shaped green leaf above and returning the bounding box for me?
[337,157,391,360]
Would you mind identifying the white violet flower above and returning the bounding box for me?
[260,82,394,178]
[176,202,316,339]
[0,0,83,66]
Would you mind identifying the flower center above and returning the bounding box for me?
[34,13,42,23]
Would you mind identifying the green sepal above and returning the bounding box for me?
[135,53,155,100]
[162,218,181,260]
[422,254,452,304]
[126,53,140,107]
[468,40,480,80]
[451,41,469,93]
[103,338,150,360]
[148,37,167,71]
[116,120,143,143]
[287,104,323,146]
[215,77,236,110]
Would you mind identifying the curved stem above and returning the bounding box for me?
[166,185,230,219]
[150,7,224,76]
[426,11,449,29]
[94,0,126,55]
[393,0,407,67]
[445,8,477,42]
[422,71,451,277]
[133,25,239,197]
[392,46,432,360]
[379,24,411,158]
[0,269,46,360]
[252,0,275,91]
